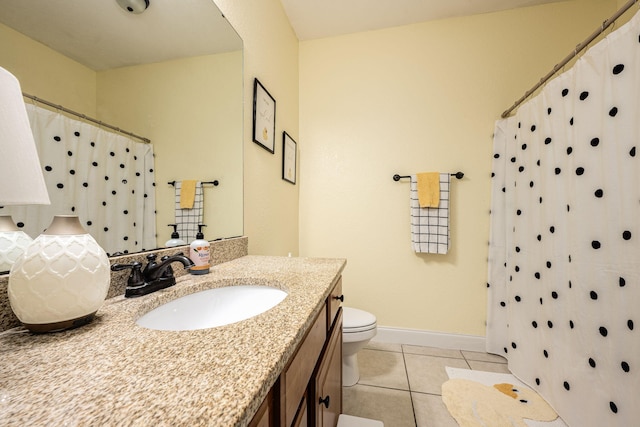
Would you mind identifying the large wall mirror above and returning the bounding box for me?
[0,0,243,273]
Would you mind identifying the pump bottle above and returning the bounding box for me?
[165,224,186,247]
[189,224,210,275]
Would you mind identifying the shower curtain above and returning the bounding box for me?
[487,10,640,427]
[2,104,156,255]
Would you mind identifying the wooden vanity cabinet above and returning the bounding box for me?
[249,387,276,427]
[250,277,343,427]
[314,309,342,427]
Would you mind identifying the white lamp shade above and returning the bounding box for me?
[8,216,110,333]
[0,66,50,205]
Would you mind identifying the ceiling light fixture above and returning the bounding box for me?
[116,0,150,14]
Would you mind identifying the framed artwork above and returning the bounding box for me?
[282,131,297,185]
[252,78,276,153]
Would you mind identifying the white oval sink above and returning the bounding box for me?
[136,285,287,331]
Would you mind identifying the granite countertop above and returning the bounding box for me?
[0,255,346,427]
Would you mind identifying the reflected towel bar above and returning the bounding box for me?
[393,172,464,181]
[168,180,219,186]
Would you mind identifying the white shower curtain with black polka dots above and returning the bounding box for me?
[2,104,157,256]
[487,10,640,427]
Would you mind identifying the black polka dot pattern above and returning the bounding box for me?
[486,16,639,427]
[1,104,157,256]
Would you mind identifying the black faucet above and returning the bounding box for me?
[111,253,195,298]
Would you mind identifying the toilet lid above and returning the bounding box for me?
[343,307,376,332]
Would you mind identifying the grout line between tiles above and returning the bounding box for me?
[460,352,472,369]
[401,347,419,427]
[346,383,411,393]
[364,347,403,354]
[409,390,444,397]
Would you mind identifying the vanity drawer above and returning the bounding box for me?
[326,277,342,331]
[284,305,327,427]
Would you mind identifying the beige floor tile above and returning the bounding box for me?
[461,350,507,364]
[357,349,410,390]
[404,354,469,395]
[366,341,403,352]
[467,360,511,373]
[402,345,463,359]
[343,384,415,427]
[412,392,459,427]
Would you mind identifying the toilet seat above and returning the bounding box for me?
[343,307,377,333]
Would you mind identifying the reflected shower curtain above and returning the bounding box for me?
[2,104,156,255]
[487,10,640,427]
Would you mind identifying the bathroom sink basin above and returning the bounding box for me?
[136,285,287,331]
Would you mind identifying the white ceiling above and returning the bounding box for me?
[280,0,569,40]
[0,0,570,71]
[0,0,242,71]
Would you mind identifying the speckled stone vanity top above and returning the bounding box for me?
[0,255,346,427]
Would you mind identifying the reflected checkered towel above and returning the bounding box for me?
[174,181,203,243]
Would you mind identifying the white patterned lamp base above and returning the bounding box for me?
[8,216,110,333]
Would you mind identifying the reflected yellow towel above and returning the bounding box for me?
[180,180,197,209]
[417,172,440,208]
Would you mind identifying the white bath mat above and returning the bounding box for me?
[443,367,568,427]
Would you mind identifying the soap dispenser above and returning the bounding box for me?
[189,224,210,275]
[165,224,186,248]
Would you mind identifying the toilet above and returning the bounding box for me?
[342,307,377,387]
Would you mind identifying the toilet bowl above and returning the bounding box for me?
[342,307,377,387]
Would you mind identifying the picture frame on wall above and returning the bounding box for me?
[282,131,297,185]
[252,78,276,153]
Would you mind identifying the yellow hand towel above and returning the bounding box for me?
[417,172,440,208]
[179,180,197,209]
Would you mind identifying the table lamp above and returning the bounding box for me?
[1,66,110,333]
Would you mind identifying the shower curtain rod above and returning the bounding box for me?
[501,0,639,118]
[22,92,151,143]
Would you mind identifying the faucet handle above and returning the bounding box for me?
[142,253,159,276]
[111,262,144,287]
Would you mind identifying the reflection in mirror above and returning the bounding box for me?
[0,0,243,272]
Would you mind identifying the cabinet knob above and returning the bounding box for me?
[334,294,344,302]
[319,395,330,408]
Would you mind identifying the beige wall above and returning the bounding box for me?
[0,23,96,116]
[298,0,617,336]
[215,0,300,256]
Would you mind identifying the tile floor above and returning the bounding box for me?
[342,342,508,426]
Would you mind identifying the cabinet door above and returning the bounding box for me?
[316,309,343,427]
[327,277,343,330]
[292,394,308,427]
[284,306,327,426]
[249,388,274,427]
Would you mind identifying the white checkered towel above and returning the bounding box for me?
[410,174,450,254]
[174,181,203,243]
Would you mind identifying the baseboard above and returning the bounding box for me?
[372,326,486,352]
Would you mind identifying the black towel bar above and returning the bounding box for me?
[393,172,464,181]
[168,180,219,186]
